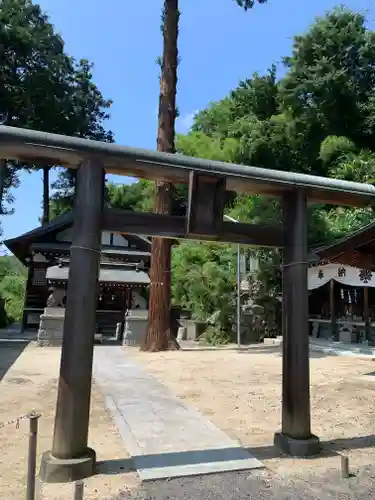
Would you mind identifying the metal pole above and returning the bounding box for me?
[236,243,241,348]
[74,480,84,500]
[341,455,350,478]
[224,214,241,348]
[26,411,41,500]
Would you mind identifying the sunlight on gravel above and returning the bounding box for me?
[129,344,375,476]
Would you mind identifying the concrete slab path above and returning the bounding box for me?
[310,338,375,359]
[93,346,263,481]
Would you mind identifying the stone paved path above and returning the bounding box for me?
[93,346,263,481]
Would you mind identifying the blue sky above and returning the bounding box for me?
[1,0,374,248]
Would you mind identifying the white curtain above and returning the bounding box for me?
[308,264,375,290]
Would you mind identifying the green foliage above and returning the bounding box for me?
[0,256,27,326]
[319,135,357,166]
[172,241,236,333]
[280,7,375,146]
[107,181,154,212]
[247,249,282,336]
[231,66,279,122]
[199,325,232,346]
[192,66,279,138]
[0,256,27,280]
[106,179,188,217]
[227,194,281,226]
[234,0,267,11]
[324,207,375,239]
[173,7,375,342]
[0,0,67,130]
[0,273,25,324]
[330,149,375,184]
[0,0,113,221]
[176,132,239,162]
[105,7,375,344]
[7,5,375,345]
[49,57,114,213]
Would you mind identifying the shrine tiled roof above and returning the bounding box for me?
[4,211,151,264]
[310,220,375,270]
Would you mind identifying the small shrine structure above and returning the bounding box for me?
[4,211,150,343]
[309,221,375,345]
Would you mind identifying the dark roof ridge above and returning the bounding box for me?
[4,212,73,247]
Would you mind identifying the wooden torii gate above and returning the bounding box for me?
[1,126,375,482]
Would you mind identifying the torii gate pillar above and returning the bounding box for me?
[274,190,321,457]
[40,158,104,482]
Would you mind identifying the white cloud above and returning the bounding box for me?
[153,107,198,134]
[176,110,198,133]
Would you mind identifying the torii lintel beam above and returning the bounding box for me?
[1,125,375,207]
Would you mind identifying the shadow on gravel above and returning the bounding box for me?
[0,341,30,382]
[97,433,375,479]
[246,433,375,462]
[234,346,334,358]
[180,343,341,359]
[96,457,135,475]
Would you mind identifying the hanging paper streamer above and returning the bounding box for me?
[309,264,375,290]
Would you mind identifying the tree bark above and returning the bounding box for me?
[42,165,50,225]
[142,0,180,351]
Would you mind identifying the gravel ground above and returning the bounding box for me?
[129,345,375,476]
[109,466,375,500]
[2,337,375,499]
[0,342,139,500]
[124,345,375,498]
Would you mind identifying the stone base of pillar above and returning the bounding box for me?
[274,432,321,458]
[39,447,96,483]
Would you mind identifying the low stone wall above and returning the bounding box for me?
[37,307,65,346]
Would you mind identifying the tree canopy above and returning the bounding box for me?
[3,5,375,342]
[104,7,375,342]
[0,0,113,220]
[0,0,113,325]
[0,255,26,327]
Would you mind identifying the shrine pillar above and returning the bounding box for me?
[40,158,104,482]
[274,190,321,457]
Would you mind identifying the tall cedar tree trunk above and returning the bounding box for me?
[142,0,180,351]
[42,165,50,225]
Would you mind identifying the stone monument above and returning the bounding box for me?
[37,287,66,346]
[123,309,148,346]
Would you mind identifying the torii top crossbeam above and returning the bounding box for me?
[0,125,375,207]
